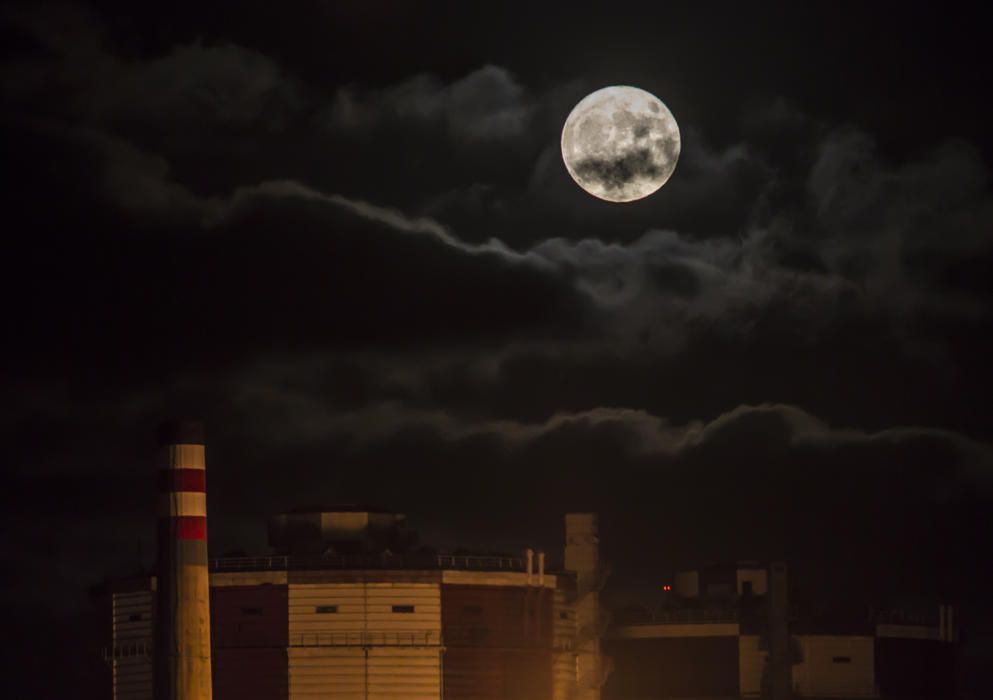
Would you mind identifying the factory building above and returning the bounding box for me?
[603,562,959,700]
[105,494,605,699]
[101,425,957,699]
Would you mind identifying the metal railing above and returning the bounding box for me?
[435,555,524,570]
[874,609,938,626]
[442,625,576,651]
[290,630,440,647]
[104,640,152,661]
[210,553,526,573]
[287,629,577,651]
[616,608,739,625]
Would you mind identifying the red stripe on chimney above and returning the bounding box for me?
[159,468,207,493]
[172,516,207,540]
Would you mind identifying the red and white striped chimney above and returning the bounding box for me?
[154,421,212,700]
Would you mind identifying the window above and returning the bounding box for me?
[832,656,852,664]
[315,605,338,614]
[463,605,482,614]
[742,581,754,596]
[392,605,415,613]
[128,613,142,622]
[241,607,263,615]
[559,612,569,620]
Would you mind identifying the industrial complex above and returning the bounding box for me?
[101,424,958,699]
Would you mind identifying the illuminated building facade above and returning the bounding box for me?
[104,506,604,700]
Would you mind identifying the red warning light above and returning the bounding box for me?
[663,584,671,591]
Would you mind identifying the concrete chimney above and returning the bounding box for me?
[566,513,602,700]
[768,561,790,700]
[154,421,212,700]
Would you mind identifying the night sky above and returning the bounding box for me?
[2,2,992,694]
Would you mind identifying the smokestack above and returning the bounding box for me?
[538,550,546,587]
[526,548,534,586]
[154,421,212,700]
[768,561,790,700]
[566,513,602,700]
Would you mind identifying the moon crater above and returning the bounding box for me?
[561,86,680,203]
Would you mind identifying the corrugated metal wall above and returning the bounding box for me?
[603,636,739,698]
[286,647,442,700]
[111,590,154,700]
[552,586,577,700]
[738,634,766,697]
[212,585,288,699]
[288,647,366,699]
[792,635,875,698]
[441,584,555,700]
[287,582,442,700]
[368,647,441,699]
[443,649,552,700]
[214,649,289,700]
[875,637,955,698]
[442,584,551,647]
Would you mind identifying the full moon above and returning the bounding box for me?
[561,86,680,202]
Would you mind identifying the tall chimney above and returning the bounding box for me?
[566,513,602,700]
[768,561,790,700]
[155,421,212,700]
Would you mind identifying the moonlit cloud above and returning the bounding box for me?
[328,65,533,143]
[229,377,993,474]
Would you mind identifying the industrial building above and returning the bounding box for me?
[603,562,958,699]
[107,511,604,700]
[101,424,957,699]
[103,423,605,699]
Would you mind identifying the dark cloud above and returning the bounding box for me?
[328,65,532,144]
[7,377,990,611]
[1,5,302,129]
[572,148,663,192]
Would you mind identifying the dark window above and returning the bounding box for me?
[316,605,338,614]
[832,656,852,664]
[742,581,754,596]
[463,605,482,614]
[559,612,569,620]
[392,605,415,613]
[128,613,142,622]
[241,607,263,615]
